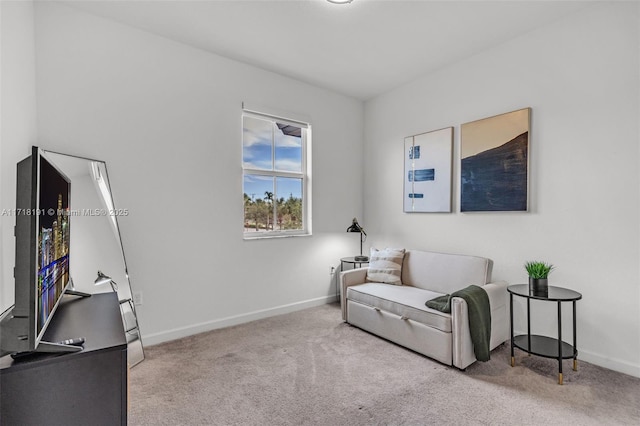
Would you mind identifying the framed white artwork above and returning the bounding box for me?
[403,127,453,213]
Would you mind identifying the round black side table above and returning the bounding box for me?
[508,284,582,385]
[337,257,369,299]
[340,256,369,270]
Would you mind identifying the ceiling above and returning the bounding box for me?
[62,0,595,101]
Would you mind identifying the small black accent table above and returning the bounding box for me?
[338,257,369,299]
[508,284,582,385]
[341,256,369,270]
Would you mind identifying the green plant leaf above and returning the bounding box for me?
[524,261,554,279]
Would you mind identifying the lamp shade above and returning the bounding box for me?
[346,222,360,233]
[346,217,366,235]
[94,271,112,287]
[95,270,118,293]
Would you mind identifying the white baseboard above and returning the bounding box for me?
[578,349,640,378]
[142,295,337,346]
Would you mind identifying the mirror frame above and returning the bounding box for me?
[44,150,144,366]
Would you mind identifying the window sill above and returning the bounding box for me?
[243,231,311,241]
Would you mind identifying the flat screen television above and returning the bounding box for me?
[1,147,86,357]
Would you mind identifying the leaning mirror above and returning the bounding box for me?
[44,151,144,367]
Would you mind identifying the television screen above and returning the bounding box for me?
[36,155,71,339]
[0,147,80,357]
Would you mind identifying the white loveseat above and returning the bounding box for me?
[340,249,509,369]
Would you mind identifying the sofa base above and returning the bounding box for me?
[347,299,452,365]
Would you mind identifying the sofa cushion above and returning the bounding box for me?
[346,283,452,333]
[401,250,493,294]
[366,248,406,285]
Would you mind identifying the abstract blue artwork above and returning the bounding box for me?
[409,145,420,160]
[460,108,530,212]
[404,127,453,213]
[408,169,435,182]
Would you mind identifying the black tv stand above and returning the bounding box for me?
[0,293,127,425]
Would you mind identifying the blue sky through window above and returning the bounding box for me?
[276,177,302,200]
[275,130,302,172]
[243,116,272,170]
[243,115,302,172]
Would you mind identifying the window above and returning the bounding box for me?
[242,110,310,238]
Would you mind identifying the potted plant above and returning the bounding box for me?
[524,261,554,296]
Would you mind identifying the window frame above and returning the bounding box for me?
[242,109,311,239]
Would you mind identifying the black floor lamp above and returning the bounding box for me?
[346,218,368,261]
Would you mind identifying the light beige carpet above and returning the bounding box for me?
[129,303,640,425]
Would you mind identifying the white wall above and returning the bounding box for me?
[364,2,640,377]
[0,1,38,312]
[31,2,364,344]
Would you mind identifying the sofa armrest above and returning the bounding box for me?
[451,298,474,369]
[451,280,509,369]
[483,280,509,348]
[483,280,508,311]
[340,268,368,320]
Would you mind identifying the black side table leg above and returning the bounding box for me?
[573,300,578,371]
[510,293,514,367]
[527,298,531,356]
[558,301,563,385]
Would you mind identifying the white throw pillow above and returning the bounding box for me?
[366,248,406,285]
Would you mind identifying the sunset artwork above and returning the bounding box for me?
[460,108,530,212]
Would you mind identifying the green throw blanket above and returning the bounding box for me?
[426,285,492,362]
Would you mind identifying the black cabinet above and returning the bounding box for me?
[0,293,128,425]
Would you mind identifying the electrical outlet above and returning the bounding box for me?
[330,266,336,275]
[133,291,143,306]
